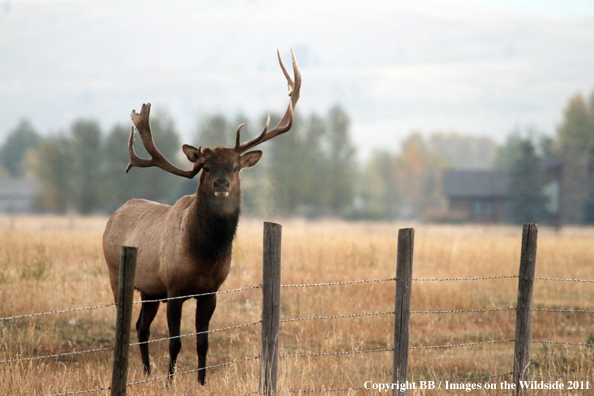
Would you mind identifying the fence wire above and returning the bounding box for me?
[413,275,518,282]
[125,355,259,387]
[44,387,109,396]
[0,285,261,323]
[135,285,262,304]
[439,371,513,383]
[410,339,514,350]
[281,311,394,323]
[0,346,113,364]
[534,308,594,314]
[289,386,366,393]
[532,339,593,347]
[281,347,392,359]
[0,302,115,322]
[130,320,261,347]
[412,308,515,314]
[281,278,395,288]
[535,277,594,283]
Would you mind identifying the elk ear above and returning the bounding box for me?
[182,144,205,164]
[240,150,262,169]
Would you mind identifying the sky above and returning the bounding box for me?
[1,0,593,157]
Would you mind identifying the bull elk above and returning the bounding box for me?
[103,50,300,384]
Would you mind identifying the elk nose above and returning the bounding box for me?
[213,178,230,191]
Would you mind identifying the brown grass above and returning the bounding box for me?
[1,215,593,395]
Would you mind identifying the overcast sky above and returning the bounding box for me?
[1,0,593,157]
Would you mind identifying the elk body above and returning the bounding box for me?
[103,50,300,384]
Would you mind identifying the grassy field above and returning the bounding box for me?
[1,215,593,395]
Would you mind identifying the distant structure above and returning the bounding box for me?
[441,146,594,225]
[442,170,510,223]
[0,178,41,213]
[545,144,594,225]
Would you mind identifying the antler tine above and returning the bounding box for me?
[127,103,203,179]
[234,49,301,154]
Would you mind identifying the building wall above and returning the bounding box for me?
[449,197,507,223]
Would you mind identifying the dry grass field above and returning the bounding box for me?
[1,215,593,395]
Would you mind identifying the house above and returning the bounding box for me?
[442,170,510,223]
[441,144,594,225]
[0,178,41,213]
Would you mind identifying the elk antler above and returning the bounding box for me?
[234,48,302,154]
[126,103,204,179]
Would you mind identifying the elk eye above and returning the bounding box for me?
[233,166,240,172]
[203,167,210,173]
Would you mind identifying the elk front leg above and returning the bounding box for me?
[195,294,217,385]
[166,298,185,382]
[135,296,160,375]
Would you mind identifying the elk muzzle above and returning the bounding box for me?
[213,178,230,197]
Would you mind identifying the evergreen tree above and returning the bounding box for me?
[507,139,548,224]
[195,113,231,148]
[300,113,329,214]
[493,129,524,171]
[36,135,74,213]
[267,112,305,215]
[0,119,40,177]
[326,105,356,215]
[359,149,398,219]
[70,119,103,213]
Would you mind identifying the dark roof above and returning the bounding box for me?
[442,170,510,199]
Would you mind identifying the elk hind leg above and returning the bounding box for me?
[195,294,217,385]
[136,296,160,375]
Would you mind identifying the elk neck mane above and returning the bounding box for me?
[185,187,241,263]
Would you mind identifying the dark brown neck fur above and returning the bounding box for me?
[186,187,240,264]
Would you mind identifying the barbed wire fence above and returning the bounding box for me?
[1,222,593,395]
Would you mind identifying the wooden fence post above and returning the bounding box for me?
[513,224,537,394]
[392,228,414,396]
[110,246,138,396]
[260,222,282,396]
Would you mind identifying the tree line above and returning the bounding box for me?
[2,90,594,223]
[0,106,357,217]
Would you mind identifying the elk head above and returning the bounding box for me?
[125,49,301,207]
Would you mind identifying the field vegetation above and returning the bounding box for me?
[1,215,593,395]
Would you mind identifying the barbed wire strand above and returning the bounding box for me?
[289,386,366,393]
[534,308,594,314]
[43,387,110,396]
[412,308,516,314]
[532,340,593,347]
[410,339,514,350]
[0,346,113,364]
[1,321,260,364]
[130,321,261,347]
[0,303,115,322]
[440,372,513,382]
[535,277,594,283]
[126,356,259,387]
[281,278,395,288]
[529,372,594,380]
[281,311,394,323]
[281,347,392,358]
[0,285,262,322]
[413,275,518,282]
[281,308,517,322]
[135,285,262,304]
